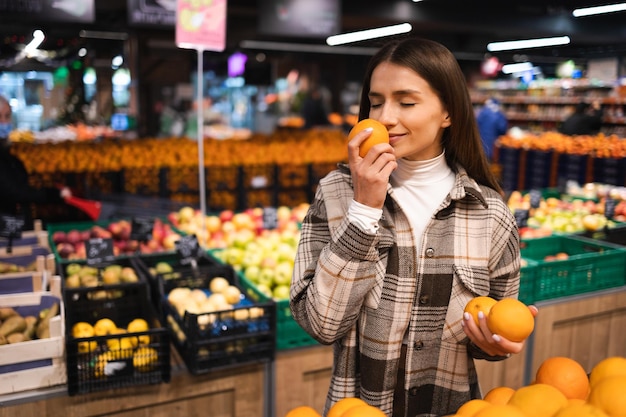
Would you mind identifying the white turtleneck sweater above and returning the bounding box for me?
[348,152,455,252]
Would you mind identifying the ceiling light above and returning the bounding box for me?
[501,62,534,74]
[487,36,570,52]
[573,3,626,17]
[23,30,45,56]
[326,23,412,46]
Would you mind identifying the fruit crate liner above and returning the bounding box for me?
[64,284,170,395]
[520,234,626,302]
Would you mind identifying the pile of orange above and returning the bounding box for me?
[284,397,386,417]
[447,355,626,417]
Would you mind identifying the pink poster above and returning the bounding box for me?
[176,0,227,51]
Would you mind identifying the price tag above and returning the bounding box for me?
[130,217,155,242]
[514,209,529,228]
[262,207,278,230]
[86,237,115,266]
[529,189,542,209]
[605,198,617,220]
[175,234,202,265]
[0,215,25,239]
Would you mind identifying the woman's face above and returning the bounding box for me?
[368,61,450,161]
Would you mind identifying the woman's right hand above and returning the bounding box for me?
[348,127,397,209]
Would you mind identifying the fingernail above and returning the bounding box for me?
[460,320,465,328]
[478,311,484,320]
[364,127,373,132]
[463,312,471,321]
[492,334,502,343]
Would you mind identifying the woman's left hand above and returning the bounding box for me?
[462,305,539,357]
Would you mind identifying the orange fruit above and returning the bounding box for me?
[473,405,527,417]
[553,403,609,417]
[341,405,386,417]
[348,119,389,157]
[486,298,534,342]
[589,356,626,388]
[327,397,368,417]
[284,405,322,417]
[588,375,626,417]
[535,356,590,400]
[483,386,515,405]
[464,296,498,326]
[93,318,117,336]
[456,399,491,416]
[507,383,568,417]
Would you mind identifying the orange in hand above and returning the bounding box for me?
[349,119,389,157]
[464,296,498,326]
[486,298,534,342]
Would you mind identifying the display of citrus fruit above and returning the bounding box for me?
[348,118,389,157]
[473,405,527,417]
[483,386,515,405]
[456,399,491,416]
[93,318,117,336]
[553,403,609,417]
[486,298,534,342]
[535,356,590,400]
[589,356,626,388]
[341,404,386,417]
[587,375,626,417]
[507,383,568,417]
[464,296,498,326]
[327,397,368,417]
[284,405,322,417]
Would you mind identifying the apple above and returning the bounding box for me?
[56,242,75,258]
[178,206,196,223]
[274,261,294,286]
[66,230,82,245]
[244,265,261,282]
[219,209,234,223]
[272,284,290,300]
[205,215,222,233]
[52,231,67,244]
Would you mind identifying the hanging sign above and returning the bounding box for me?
[175,0,227,51]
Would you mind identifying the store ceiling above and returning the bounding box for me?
[0,0,625,69]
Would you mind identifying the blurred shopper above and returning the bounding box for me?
[0,95,72,228]
[559,100,603,136]
[476,98,508,160]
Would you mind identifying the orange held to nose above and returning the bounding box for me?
[348,119,389,158]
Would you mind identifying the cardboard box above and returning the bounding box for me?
[0,276,66,395]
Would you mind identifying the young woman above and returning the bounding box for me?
[290,37,535,417]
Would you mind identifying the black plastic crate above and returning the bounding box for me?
[557,153,591,187]
[64,284,170,395]
[593,157,626,186]
[524,150,555,190]
[133,254,276,375]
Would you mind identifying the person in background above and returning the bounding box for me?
[0,95,72,228]
[476,98,508,161]
[290,37,536,416]
[559,100,603,136]
[301,84,331,129]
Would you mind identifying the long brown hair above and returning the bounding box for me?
[358,37,502,194]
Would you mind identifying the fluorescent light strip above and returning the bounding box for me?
[487,36,570,52]
[501,62,534,74]
[326,23,412,46]
[573,3,626,17]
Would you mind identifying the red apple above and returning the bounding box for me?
[52,231,67,244]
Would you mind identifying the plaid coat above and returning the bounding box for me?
[290,163,521,417]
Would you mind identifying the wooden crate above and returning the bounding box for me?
[0,276,66,395]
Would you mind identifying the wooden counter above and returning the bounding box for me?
[2,287,625,416]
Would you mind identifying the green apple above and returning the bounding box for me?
[274,261,293,286]
[272,284,290,300]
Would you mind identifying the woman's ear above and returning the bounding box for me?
[442,113,451,128]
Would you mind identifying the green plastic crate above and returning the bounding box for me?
[237,272,318,351]
[520,235,626,303]
[519,258,537,305]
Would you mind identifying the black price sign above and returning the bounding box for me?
[262,207,278,230]
[514,209,530,228]
[0,215,25,239]
[86,237,115,266]
[131,217,155,242]
[529,189,542,209]
[605,198,617,220]
[175,234,202,265]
